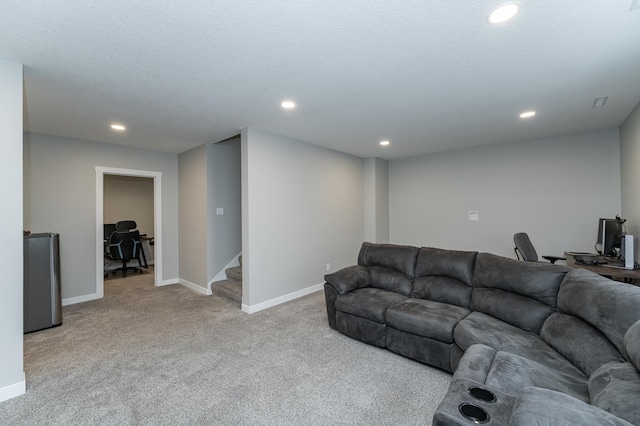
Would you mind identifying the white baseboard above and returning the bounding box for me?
[62,293,100,306]
[159,278,179,287]
[179,278,212,295]
[0,373,25,402]
[242,282,323,314]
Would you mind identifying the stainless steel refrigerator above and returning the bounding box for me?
[24,233,62,333]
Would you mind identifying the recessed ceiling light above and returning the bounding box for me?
[519,111,536,118]
[488,3,520,24]
[281,100,296,109]
[110,124,126,131]
[380,140,390,146]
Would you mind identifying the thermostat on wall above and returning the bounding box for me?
[469,211,479,221]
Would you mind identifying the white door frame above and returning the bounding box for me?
[95,166,163,298]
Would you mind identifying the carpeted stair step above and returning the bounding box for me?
[225,266,242,282]
[214,257,243,303]
[213,279,242,303]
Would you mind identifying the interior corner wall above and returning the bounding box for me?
[242,128,364,308]
[620,101,640,262]
[24,133,179,301]
[178,144,208,289]
[389,128,622,258]
[0,58,25,401]
[364,157,390,243]
[206,139,242,281]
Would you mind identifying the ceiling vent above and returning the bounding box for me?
[593,97,609,108]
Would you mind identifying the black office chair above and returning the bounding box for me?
[115,220,137,232]
[106,230,143,277]
[115,220,150,268]
[514,232,565,264]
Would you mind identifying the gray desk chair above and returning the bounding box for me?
[513,232,565,264]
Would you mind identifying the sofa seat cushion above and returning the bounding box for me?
[510,387,633,426]
[589,361,640,425]
[386,298,470,343]
[454,311,585,377]
[454,344,589,402]
[335,288,407,323]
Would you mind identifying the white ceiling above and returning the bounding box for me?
[2,1,640,160]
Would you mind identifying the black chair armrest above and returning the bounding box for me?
[324,265,371,294]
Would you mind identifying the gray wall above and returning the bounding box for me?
[24,133,179,301]
[242,128,364,308]
[364,157,389,243]
[104,175,154,237]
[0,58,24,401]
[389,128,622,258]
[207,139,242,281]
[178,139,242,291]
[621,101,640,262]
[178,144,208,288]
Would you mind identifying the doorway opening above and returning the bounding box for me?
[95,167,163,298]
[103,174,154,280]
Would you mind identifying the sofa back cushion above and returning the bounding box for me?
[541,312,625,377]
[470,253,570,333]
[368,266,413,296]
[412,247,477,308]
[357,242,419,296]
[625,320,640,371]
[558,269,640,358]
[357,242,419,278]
[589,361,640,425]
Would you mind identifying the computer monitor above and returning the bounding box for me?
[601,219,625,257]
[596,218,614,254]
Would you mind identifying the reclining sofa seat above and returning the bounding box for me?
[324,242,640,425]
[327,243,419,348]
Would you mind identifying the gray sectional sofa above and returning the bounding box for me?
[323,242,640,425]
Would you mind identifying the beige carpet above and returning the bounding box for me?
[0,272,451,425]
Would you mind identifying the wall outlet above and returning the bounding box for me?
[326,263,331,271]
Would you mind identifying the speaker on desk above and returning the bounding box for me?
[622,234,635,270]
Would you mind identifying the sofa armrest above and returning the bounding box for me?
[510,387,633,426]
[324,265,371,294]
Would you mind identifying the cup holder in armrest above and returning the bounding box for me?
[468,386,497,403]
[458,403,490,424]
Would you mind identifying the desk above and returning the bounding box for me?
[564,253,640,282]
[139,235,153,268]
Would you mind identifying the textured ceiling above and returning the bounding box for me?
[1,1,640,159]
